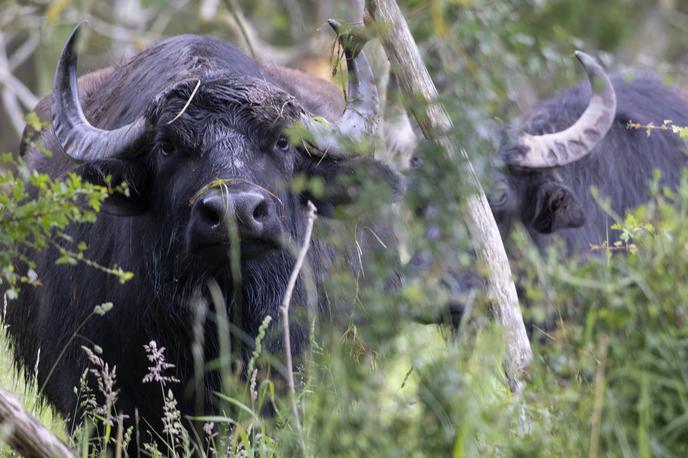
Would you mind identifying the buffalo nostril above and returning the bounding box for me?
[199,199,223,228]
[252,200,269,221]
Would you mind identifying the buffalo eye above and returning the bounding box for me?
[159,139,175,157]
[275,135,290,152]
[488,181,511,208]
[491,189,509,207]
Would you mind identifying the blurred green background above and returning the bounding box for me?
[3,0,688,154]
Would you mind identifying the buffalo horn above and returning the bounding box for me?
[300,19,379,158]
[508,51,617,169]
[52,23,150,162]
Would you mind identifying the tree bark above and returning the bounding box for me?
[0,388,75,457]
[365,0,532,396]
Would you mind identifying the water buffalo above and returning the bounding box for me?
[6,21,400,446]
[487,53,688,253]
[411,52,688,328]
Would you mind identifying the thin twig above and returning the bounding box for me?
[166,79,201,125]
[8,33,39,71]
[280,200,317,457]
[0,32,37,136]
[222,0,257,59]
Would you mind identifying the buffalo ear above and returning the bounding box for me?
[302,157,402,218]
[76,159,150,216]
[531,181,585,233]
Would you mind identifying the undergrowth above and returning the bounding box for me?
[5,165,688,457]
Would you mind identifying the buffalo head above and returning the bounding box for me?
[488,51,617,241]
[52,22,398,267]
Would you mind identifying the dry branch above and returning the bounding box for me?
[280,200,317,456]
[0,32,38,136]
[208,1,329,66]
[0,388,75,457]
[365,0,532,396]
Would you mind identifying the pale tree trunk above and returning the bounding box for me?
[0,389,75,457]
[365,0,532,401]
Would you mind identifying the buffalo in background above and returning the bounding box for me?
[411,51,688,325]
[487,53,688,253]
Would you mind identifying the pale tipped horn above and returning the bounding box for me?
[300,19,379,158]
[508,51,617,169]
[52,23,151,162]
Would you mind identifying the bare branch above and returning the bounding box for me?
[0,33,37,108]
[148,0,192,36]
[112,0,145,60]
[222,0,257,58]
[0,5,38,31]
[282,0,307,39]
[0,388,75,458]
[365,0,532,402]
[200,0,221,20]
[0,32,37,136]
[280,200,317,457]
[204,8,329,65]
[8,33,39,71]
[63,11,137,43]
[1,89,24,137]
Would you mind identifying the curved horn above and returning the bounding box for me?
[52,23,151,162]
[300,19,379,158]
[508,51,617,169]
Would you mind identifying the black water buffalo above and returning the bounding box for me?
[486,52,688,253]
[412,52,688,326]
[6,22,400,444]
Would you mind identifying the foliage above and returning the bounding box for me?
[2,0,688,457]
[0,115,129,301]
[513,170,688,457]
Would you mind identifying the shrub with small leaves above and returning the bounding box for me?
[0,133,131,300]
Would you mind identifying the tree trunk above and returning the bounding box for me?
[365,0,532,397]
[0,388,75,457]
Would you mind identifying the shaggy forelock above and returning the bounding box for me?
[158,72,304,132]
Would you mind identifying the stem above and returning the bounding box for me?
[222,0,257,58]
[589,334,609,458]
[49,240,132,282]
[39,311,95,396]
[115,415,124,458]
[280,200,317,457]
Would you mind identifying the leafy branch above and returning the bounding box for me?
[1,126,133,297]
